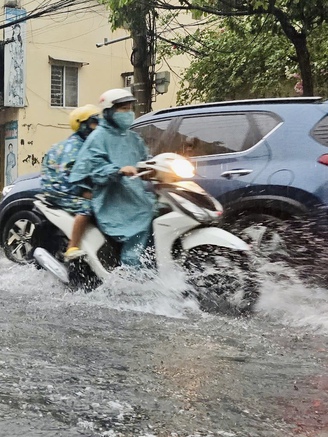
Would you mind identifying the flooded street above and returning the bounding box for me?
[1,251,328,437]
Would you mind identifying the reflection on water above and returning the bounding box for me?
[1,250,328,437]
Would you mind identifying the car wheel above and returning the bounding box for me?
[231,213,289,259]
[2,210,42,264]
[231,213,327,286]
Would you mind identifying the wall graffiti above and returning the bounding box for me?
[22,154,40,166]
[4,7,26,107]
[4,120,18,184]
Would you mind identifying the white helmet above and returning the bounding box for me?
[99,88,136,110]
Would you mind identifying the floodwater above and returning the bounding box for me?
[0,251,328,437]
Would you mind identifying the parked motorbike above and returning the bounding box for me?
[32,153,258,312]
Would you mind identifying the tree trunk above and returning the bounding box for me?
[272,6,314,96]
[292,33,313,96]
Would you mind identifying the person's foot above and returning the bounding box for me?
[64,247,86,260]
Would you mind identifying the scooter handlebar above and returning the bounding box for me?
[130,169,154,180]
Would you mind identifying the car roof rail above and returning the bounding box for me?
[149,96,323,117]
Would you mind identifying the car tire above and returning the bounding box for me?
[230,213,289,260]
[231,212,328,286]
[2,210,42,264]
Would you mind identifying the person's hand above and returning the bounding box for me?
[82,190,92,200]
[140,169,156,180]
[119,166,138,176]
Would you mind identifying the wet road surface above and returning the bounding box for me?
[0,252,328,437]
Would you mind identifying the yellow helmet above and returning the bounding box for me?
[69,104,100,132]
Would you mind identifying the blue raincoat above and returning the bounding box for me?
[41,133,92,215]
[69,119,156,265]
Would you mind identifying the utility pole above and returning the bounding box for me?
[96,4,156,118]
[130,31,152,117]
[129,4,156,118]
[96,30,153,118]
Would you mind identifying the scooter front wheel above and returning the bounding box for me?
[181,245,259,315]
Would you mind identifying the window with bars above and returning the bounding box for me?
[51,64,78,107]
[121,72,134,91]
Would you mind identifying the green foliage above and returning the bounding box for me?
[100,0,328,100]
[99,0,151,30]
[308,22,328,97]
[175,14,328,104]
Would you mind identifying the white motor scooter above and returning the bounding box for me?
[32,153,258,311]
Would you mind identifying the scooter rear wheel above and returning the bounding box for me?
[66,258,102,293]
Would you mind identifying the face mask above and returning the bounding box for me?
[112,111,135,131]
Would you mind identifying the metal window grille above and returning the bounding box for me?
[124,74,134,88]
[51,64,78,107]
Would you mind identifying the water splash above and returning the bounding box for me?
[1,250,328,331]
[67,265,201,319]
[0,251,200,319]
[255,260,328,334]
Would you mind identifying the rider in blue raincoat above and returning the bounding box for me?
[69,89,156,267]
[41,104,99,259]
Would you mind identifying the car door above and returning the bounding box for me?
[132,110,281,204]
[173,111,281,204]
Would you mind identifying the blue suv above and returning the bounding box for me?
[1,97,328,266]
[132,97,328,268]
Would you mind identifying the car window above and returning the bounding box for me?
[133,118,178,156]
[177,113,281,157]
[177,114,249,156]
[133,111,280,157]
[311,115,328,146]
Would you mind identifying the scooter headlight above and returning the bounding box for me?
[171,159,195,179]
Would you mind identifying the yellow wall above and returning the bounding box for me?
[0,0,190,181]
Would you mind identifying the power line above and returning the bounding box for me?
[0,0,96,30]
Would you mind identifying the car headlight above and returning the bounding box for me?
[2,184,14,197]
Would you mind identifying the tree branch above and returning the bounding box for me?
[153,0,256,17]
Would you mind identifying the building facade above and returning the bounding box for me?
[0,0,188,189]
